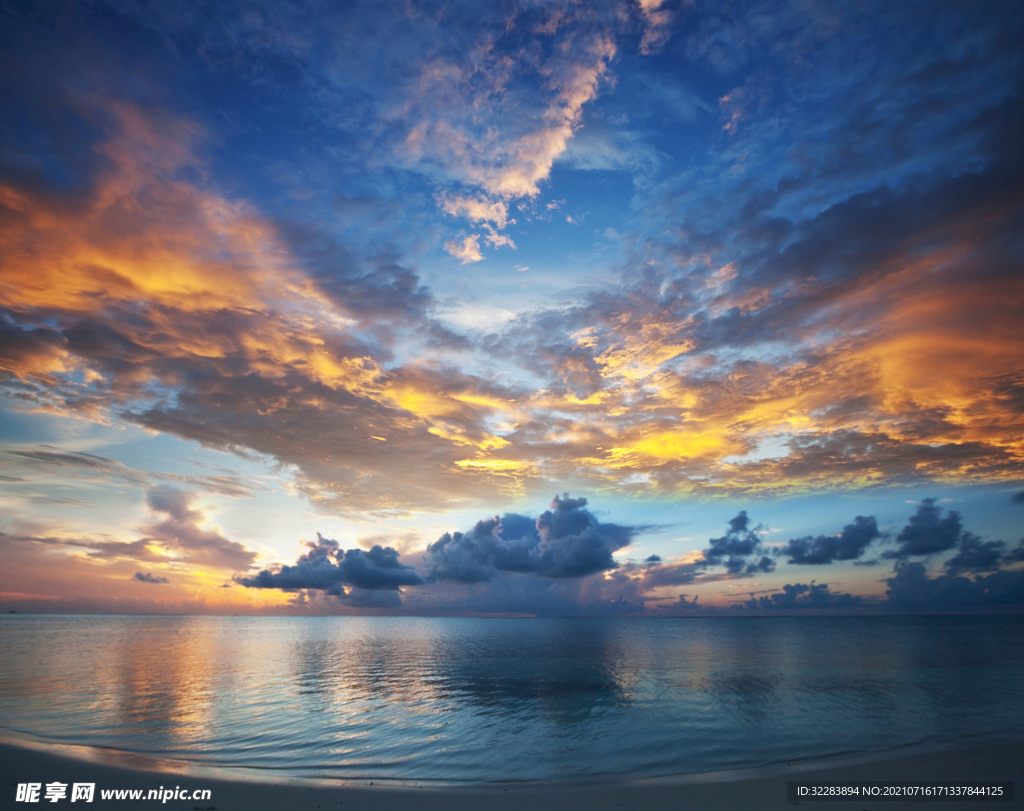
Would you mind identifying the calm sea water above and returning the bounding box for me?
[1,614,1022,783]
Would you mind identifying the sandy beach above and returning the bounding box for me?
[2,737,1020,811]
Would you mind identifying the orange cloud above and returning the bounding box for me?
[3,90,1022,517]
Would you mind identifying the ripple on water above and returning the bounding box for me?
[1,615,1022,782]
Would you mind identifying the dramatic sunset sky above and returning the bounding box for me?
[1,0,1022,615]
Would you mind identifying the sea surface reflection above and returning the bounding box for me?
[1,615,1022,782]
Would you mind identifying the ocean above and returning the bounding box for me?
[1,614,1021,784]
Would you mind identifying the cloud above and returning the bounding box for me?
[779,516,881,564]
[701,511,775,574]
[142,490,257,570]
[1012,490,1024,505]
[0,448,260,499]
[0,94,538,515]
[237,532,424,602]
[0,487,257,571]
[943,532,1007,575]
[445,235,484,264]
[482,227,516,250]
[89,0,621,202]
[1004,541,1024,564]
[2,0,1023,533]
[392,9,619,202]
[439,195,511,230]
[634,511,779,589]
[403,567,648,617]
[0,514,240,569]
[743,582,865,610]
[86,538,168,562]
[885,561,1024,608]
[133,571,169,584]
[0,522,294,614]
[426,494,636,582]
[438,195,517,258]
[470,3,1024,500]
[884,498,962,558]
[636,0,673,56]
[639,561,706,587]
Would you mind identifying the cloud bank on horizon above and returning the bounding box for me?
[233,494,1024,614]
[0,0,1022,615]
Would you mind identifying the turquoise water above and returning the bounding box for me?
[1,615,1022,783]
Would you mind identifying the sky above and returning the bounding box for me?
[1,0,1022,616]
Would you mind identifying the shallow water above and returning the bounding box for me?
[1,614,1021,783]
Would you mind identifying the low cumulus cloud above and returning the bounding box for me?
[1004,541,1024,564]
[943,533,1009,575]
[882,499,1020,576]
[741,499,1024,612]
[886,561,1024,608]
[237,532,424,605]
[778,516,881,565]
[744,582,864,610]
[701,511,775,574]
[133,571,169,584]
[884,499,962,558]
[427,494,637,582]
[636,511,776,589]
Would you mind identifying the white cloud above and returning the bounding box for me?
[482,227,516,250]
[439,194,512,229]
[444,234,484,264]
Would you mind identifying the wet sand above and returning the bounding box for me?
[1,738,1021,811]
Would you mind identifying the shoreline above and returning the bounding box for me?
[1,736,1021,810]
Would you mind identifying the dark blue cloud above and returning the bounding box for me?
[237,532,424,600]
[884,498,962,558]
[736,498,1024,612]
[943,532,1007,575]
[743,582,864,610]
[637,510,777,587]
[779,515,881,564]
[1004,541,1024,564]
[133,571,169,584]
[701,511,775,574]
[426,495,636,583]
[886,561,1024,608]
